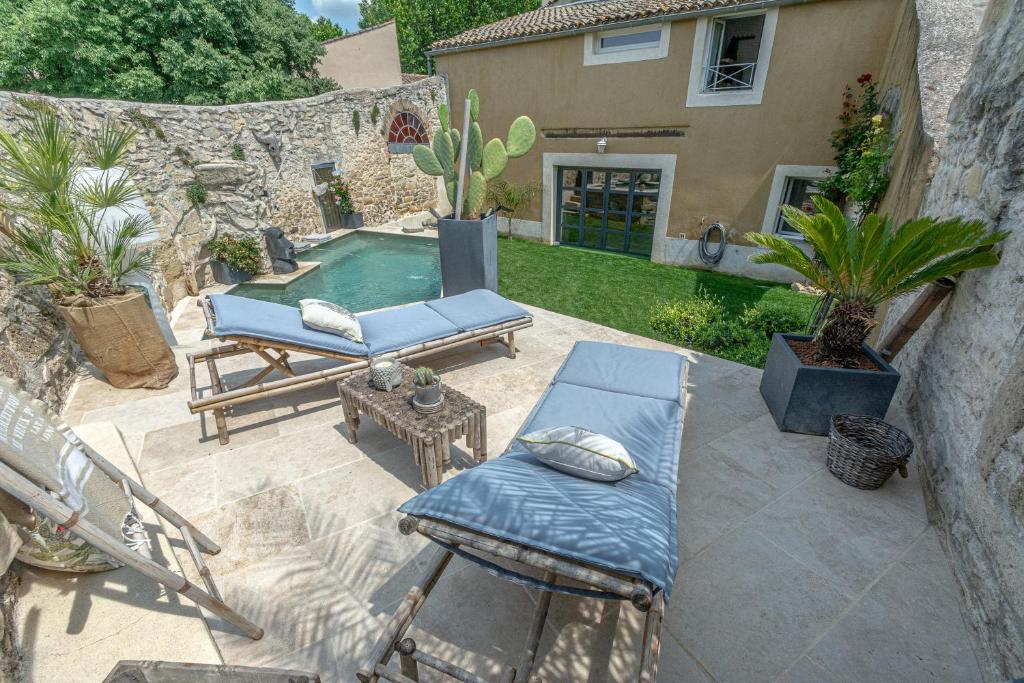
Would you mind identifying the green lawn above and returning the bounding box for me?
[497,238,817,364]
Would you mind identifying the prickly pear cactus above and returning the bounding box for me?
[412,88,536,218]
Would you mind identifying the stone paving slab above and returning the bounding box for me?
[33,295,984,683]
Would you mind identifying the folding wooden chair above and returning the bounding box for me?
[0,378,262,640]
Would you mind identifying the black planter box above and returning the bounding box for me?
[760,333,900,435]
[340,212,364,229]
[437,211,498,297]
[209,260,253,285]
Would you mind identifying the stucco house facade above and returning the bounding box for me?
[318,20,404,89]
[428,0,901,281]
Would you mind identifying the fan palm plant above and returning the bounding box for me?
[747,196,1008,366]
[0,111,155,300]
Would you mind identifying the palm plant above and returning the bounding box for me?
[486,180,540,240]
[747,196,1007,366]
[0,111,155,300]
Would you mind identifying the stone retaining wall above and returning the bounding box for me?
[881,0,1024,676]
[0,78,446,405]
[0,78,445,306]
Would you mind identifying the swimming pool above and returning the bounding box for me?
[230,232,441,312]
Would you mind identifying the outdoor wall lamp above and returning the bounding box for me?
[596,137,608,153]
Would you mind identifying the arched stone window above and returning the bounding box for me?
[387,111,428,153]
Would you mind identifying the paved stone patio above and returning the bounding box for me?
[25,292,983,682]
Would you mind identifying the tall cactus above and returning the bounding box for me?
[413,89,536,218]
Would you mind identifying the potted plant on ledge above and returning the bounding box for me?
[747,196,1007,435]
[412,89,536,296]
[0,112,178,389]
[328,175,363,229]
[207,234,262,284]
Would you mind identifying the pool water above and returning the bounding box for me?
[231,232,441,312]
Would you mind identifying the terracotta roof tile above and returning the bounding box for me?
[430,0,758,52]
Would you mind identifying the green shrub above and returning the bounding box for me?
[738,303,808,339]
[650,289,805,367]
[185,181,207,205]
[231,143,245,160]
[650,288,728,350]
[207,235,262,275]
[352,110,360,134]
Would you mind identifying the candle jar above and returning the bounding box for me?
[370,359,402,391]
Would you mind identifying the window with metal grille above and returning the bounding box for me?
[701,14,766,93]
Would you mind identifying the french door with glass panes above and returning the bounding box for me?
[556,167,660,258]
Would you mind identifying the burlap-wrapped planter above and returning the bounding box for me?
[58,290,177,389]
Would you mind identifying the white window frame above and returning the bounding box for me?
[685,8,778,107]
[584,23,670,66]
[761,165,835,240]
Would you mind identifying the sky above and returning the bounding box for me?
[294,0,363,33]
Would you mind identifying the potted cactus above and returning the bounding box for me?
[412,366,442,413]
[413,89,536,296]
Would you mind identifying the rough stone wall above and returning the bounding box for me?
[0,275,79,409]
[0,80,445,406]
[0,79,446,307]
[877,0,982,226]
[881,0,1024,676]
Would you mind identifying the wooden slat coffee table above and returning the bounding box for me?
[336,364,487,488]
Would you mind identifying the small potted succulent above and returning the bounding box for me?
[207,234,262,284]
[328,175,363,229]
[412,366,442,412]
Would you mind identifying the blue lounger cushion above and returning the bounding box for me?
[358,305,459,355]
[208,290,530,358]
[554,341,686,404]
[209,294,369,357]
[399,341,686,598]
[426,289,532,331]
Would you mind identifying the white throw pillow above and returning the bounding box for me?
[299,299,363,342]
[517,426,638,482]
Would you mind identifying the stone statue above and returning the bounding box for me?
[251,130,283,163]
[264,227,298,274]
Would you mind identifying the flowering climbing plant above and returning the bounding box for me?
[819,73,896,217]
[327,176,355,214]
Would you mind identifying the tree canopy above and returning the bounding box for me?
[358,0,539,73]
[311,16,346,43]
[0,0,338,105]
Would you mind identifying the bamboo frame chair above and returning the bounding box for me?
[187,296,532,445]
[0,423,263,640]
[359,364,688,683]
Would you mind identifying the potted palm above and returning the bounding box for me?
[747,197,1007,434]
[207,234,262,284]
[412,89,536,296]
[0,112,177,389]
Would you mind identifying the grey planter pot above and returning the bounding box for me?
[340,212,364,229]
[414,379,442,407]
[209,260,253,285]
[759,333,900,435]
[437,212,498,297]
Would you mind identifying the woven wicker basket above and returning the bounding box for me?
[827,414,914,490]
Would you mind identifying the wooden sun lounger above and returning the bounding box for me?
[359,343,688,683]
[357,517,665,683]
[187,296,533,445]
